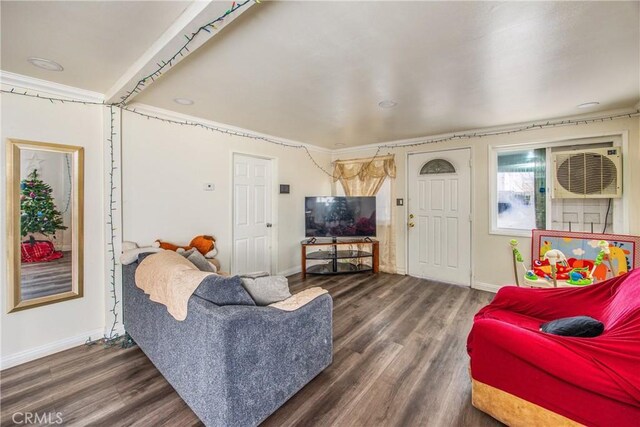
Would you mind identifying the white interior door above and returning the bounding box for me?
[233,154,272,274]
[407,149,471,286]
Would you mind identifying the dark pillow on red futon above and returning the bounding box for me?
[540,316,604,338]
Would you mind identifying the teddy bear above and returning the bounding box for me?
[155,235,218,259]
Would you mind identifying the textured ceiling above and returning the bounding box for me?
[0,1,191,92]
[2,1,639,148]
[135,1,640,147]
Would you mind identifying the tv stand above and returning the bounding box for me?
[301,238,379,279]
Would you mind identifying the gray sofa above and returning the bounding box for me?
[122,262,333,427]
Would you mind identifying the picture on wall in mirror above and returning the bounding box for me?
[6,139,84,312]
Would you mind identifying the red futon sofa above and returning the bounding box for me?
[467,269,640,427]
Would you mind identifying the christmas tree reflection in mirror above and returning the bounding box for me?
[6,139,84,312]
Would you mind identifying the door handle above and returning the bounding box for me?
[409,214,414,219]
[266,223,273,228]
[408,222,415,228]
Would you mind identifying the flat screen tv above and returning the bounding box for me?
[305,196,376,237]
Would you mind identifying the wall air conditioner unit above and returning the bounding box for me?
[552,147,622,199]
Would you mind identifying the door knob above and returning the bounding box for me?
[409,214,414,219]
[408,222,415,228]
[266,223,273,228]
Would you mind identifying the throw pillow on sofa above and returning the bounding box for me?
[193,275,255,306]
[240,276,292,305]
[179,248,197,258]
[540,316,604,337]
[187,250,217,273]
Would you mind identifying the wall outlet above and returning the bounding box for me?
[203,183,215,191]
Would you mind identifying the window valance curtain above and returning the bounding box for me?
[332,155,396,197]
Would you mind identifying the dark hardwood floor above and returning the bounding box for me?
[20,251,72,300]
[0,273,502,427]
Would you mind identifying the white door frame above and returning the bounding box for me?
[230,151,279,275]
[405,147,474,285]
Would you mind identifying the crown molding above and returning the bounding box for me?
[0,70,104,103]
[126,102,332,153]
[333,106,640,154]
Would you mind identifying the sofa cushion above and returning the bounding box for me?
[540,315,604,337]
[193,275,255,306]
[241,276,292,305]
[187,250,217,273]
[476,307,544,331]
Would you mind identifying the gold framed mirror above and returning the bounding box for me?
[6,139,84,312]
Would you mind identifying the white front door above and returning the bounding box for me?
[233,154,273,274]
[407,149,471,286]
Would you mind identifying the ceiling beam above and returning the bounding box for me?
[105,0,256,105]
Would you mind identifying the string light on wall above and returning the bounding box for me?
[376,110,640,149]
[104,105,120,346]
[3,87,639,175]
[0,87,343,176]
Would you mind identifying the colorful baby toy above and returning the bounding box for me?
[511,239,610,288]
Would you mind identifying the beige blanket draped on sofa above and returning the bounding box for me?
[333,155,397,273]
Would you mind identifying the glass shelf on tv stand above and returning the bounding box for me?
[306,249,373,260]
[301,237,379,278]
[306,263,373,275]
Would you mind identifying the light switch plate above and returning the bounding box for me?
[396,198,404,206]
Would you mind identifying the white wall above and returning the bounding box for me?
[1,91,106,368]
[333,116,640,289]
[121,108,333,275]
[1,79,636,370]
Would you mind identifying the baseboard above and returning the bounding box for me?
[278,265,302,277]
[472,281,504,293]
[396,268,407,275]
[0,327,105,370]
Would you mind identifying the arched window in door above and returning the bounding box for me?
[420,159,456,175]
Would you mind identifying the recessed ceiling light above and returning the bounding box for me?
[334,143,346,147]
[27,57,63,72]
[378,100,398,109]
[174,98,194,105]
[577,101,600,109]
